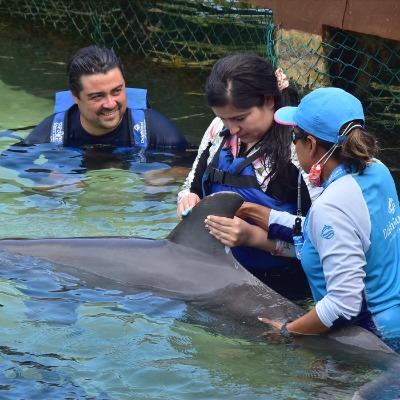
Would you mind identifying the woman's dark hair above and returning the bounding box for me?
[205,52,299,180]
[67,45,126,97]
[308,120,379,174]
[338,122,378,173]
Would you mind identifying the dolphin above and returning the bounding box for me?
[0,192,304,320]
[0,191,398,364]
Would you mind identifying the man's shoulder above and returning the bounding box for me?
[23,114,55,144]
[141,108,188,150]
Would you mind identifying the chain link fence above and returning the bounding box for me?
[275,28,400,133]
[0,0,274,68]
[0,0,399,132]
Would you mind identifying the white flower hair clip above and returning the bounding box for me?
[275,68,289,91]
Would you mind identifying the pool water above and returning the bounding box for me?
[1,135,399,400]
[0,242,393,400]
[0,140,192,239]
[1,16,400,400]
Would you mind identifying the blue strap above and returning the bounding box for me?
[50,112,66,144]
[126,87,149,109]
[130,108,148,148]
[54,91,75,113]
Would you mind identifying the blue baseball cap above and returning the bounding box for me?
[274,87,365,143]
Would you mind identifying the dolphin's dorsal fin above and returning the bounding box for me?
[166,192,244,254]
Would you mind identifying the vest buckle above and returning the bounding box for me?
[212,168,226,184]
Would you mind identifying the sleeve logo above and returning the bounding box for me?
[321,224,334,239]
[388,197,396,215]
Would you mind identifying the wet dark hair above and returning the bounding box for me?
[205,52,299,180]
[67,45,126,98]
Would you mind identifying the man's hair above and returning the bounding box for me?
[67,45,126,97]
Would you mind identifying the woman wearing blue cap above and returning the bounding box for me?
[260,87,400,344]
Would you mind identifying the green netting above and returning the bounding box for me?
[0,0,399,131]
[275,28,400,132]
[0,0,274,68]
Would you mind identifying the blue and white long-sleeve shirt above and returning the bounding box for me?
[272,160,400,336]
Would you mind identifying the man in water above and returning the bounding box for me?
[24,45,188,150]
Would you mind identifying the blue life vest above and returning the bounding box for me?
[51,88,150,148]
[202,135,297,274]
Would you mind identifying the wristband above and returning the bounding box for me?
[280,321,292,338]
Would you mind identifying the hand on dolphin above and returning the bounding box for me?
[259,308,331,337]
[258,317,283,331]
[205,214,276,252]
[257,317,294,344]
[181,207,192,217]
[177,192,201,218]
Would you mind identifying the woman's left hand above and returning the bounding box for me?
[260,310,331,336]
[258,317,282,331]
[205,215,251,247]
[258,317,293,343]
[205,215,276,252]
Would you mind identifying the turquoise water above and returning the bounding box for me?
[0,139,190,239]
[0,241,390,400]
[1,17,400,400]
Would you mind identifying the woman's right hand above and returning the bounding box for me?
[177,193,201,218]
